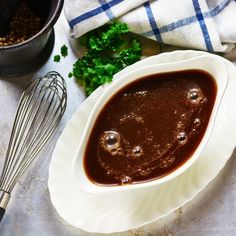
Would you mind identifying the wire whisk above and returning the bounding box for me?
[0,71,67,222]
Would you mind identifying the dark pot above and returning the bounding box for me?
[0,0,64,76]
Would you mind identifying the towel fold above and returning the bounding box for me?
[65,0,236,52]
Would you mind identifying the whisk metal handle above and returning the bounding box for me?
[0,208,5,223]
[0,190,10,222]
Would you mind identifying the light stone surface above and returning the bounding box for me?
[0,11,236,236]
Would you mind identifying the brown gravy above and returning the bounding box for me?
[84,70,217,186]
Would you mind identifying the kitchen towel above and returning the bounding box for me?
[65,0,236,52]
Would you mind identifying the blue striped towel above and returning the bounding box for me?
[65,0,236,52]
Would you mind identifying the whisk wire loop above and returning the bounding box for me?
[0,71,67,194]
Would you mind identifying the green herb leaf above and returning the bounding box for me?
[119,39,142,65]
[61,44,68,57]
[87,21,129,51]
[68,72,73,78]
[71,22,142,96]
[54,55,61,62]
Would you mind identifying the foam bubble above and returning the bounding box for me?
[177,121,183,129]
[188,89,201,103]
[194,118,201,126]
[121,176,132,185]
[99,131,121,154]
[132,145,144,158]
[110,148,119,155]
[135,90,147,96]
[159,156,175,168]
[177,132,187,144]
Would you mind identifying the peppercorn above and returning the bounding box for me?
[0,1,42,47]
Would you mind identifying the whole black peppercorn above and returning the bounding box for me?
[0,1,42,47]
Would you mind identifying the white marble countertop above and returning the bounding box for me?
[0,11,236,236]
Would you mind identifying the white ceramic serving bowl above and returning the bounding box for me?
[72,54,228,194]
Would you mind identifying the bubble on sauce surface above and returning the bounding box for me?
[188,89,201,103]
[121,176,132,185]
[159,156,176,168]
[177,121,183,129]
[137,168,153,176]
[177,132,187,144]
[123,90,147,97]
[135,116,144,123]
[110,148,119,155]
[99,131,121,154]
[119,113,144,124]
[132,145,144,158]
[135,90,148,96]
[194,118,201,126]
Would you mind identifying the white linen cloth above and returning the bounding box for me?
[65,0,236,52]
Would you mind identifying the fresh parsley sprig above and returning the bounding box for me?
[69,21,142,96]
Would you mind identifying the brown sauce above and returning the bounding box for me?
[84,70,217,186]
